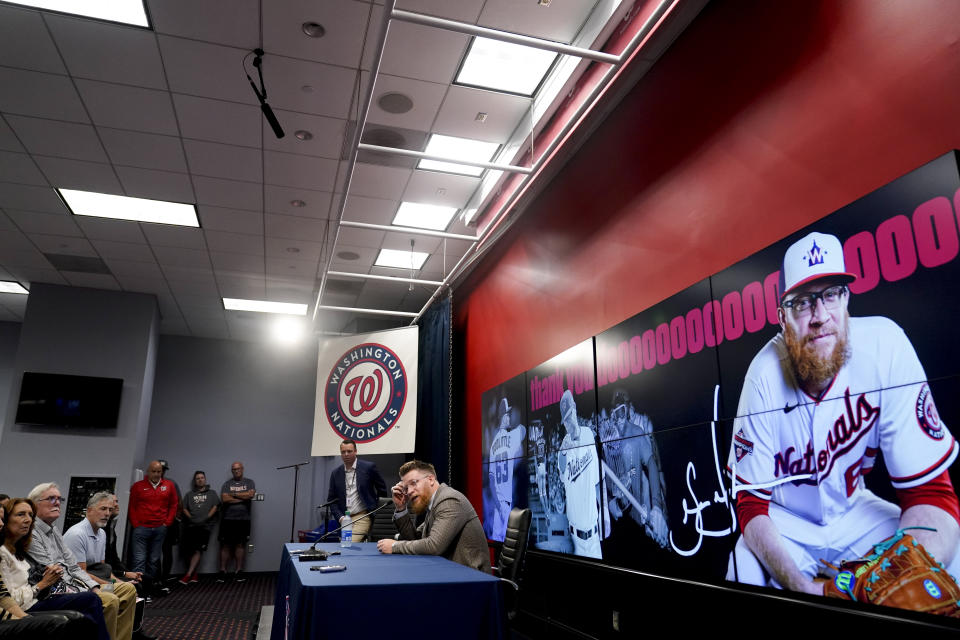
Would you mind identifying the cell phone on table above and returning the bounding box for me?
[310,564,347,572]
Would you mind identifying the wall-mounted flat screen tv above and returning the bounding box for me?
[15,372,123,429]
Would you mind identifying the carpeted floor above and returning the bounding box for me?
[141,573,276,640]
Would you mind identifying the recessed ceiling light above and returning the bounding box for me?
[377,92,414,114]
[4,0,150,27]
[301,22,326,38]
[0,281,29,295]
[418,134,500,177]
[336,251,360,261]
[58,189,199,227]
[456,36,557,96]
[223,298,307,315]
[393,202,458,231]
[294,130,313,141]
[290,199,307,208]
[375,248,429,270]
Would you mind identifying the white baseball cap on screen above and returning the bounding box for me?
[779,231,857,300]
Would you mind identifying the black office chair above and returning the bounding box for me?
[367,497,397,542]
[491,507,531,620]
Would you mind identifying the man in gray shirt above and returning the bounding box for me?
[179,471,220,584]
[218,461,255,582]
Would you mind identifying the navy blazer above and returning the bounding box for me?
[327,459,388,521]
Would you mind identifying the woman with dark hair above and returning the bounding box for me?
[0,498,107,640]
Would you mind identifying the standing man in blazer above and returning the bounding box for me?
[327,439,387,542]
[377,460,490,573]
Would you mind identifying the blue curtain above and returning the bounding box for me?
[416,294,451,482]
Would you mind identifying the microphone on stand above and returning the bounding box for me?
[316,499,337,509]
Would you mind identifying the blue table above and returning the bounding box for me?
[271,543,505,640]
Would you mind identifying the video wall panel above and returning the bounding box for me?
[479,150,960,624]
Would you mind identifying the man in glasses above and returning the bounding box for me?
[376,460,489,573]
[726,231,960,596]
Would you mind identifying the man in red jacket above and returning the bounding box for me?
[129,460,178,596]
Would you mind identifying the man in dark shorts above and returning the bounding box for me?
[179,471,219,584]
[218,462,255,582]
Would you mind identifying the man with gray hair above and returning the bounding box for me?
[28,483,145,640]
[63,492,144,639]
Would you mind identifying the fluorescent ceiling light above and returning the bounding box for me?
[223,298,308,315]
[418,134,500,177]
[0,282,29,295]
[58,189,199,227]
[2,0,150,27]
[375,249,429,270]
[393,202,459,231]
[456,36,558,96]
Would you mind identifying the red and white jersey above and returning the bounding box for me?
[727,316,957,526]
[489,424,525,503]
[558,426,600,531]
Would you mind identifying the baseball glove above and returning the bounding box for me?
[821,528,960,617]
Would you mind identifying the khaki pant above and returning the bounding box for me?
[350,510,372,542]
[97,580,137,640]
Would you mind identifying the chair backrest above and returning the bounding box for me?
[367,497,397,542]
[496,507,532,583]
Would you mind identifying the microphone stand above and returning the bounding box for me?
[277,461,310,543]
[315,500,393,547]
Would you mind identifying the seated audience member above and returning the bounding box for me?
[0,497,110,640]
[27,483,136,640]
[376,461,490,573]
[179,471,219,584]
[63,492,151,640]
[104,497,142,587]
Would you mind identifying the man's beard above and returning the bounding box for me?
[784,315,850,391]
[409,493,430,515]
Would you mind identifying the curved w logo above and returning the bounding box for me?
[344,370,384,418]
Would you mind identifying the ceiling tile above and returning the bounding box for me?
[265,213,328,242]
[184,139,262,182]
[263,0,370,68]
[115,166,195,202]
[75,218,147,243]
[197,205,263,235]
[348,163,411,199]
[265,237,324,261]
[5,266,68,285]
[205,230,263,255]
[99,128,188,172]
[0,119,24,152]
[0,68,88,122]
[0,151,47,186]
[173,93,261,148]
[62,272,121,289]
[5,116,107,162]
[0,5,67,74]
[75,80,179,135]
[46,14,166,89]
[210,251,264,274]
[193,176,262,211]
[263,110,346,159]
[402,170,479,207]
[33,156,123,194]
[29,233,97,257]
[0,228,34,252]
[153,245,211,268]
[265,57,357,119]
[433,85,530,142]
[90,239,157,262]
[342,193,397,224]
[116,275,169,295]
[265,277,314,302]
[394,0,484,23]
[379,21,469,85]
[265,257,318,279]
[264,185,333,218]
[365,72,448,132]
[382,231,440,253]
[0,182,70,214]
[147,0,260,48]
[166,272,218,296]
[102,258,164,280]
[215,273,265,299]
[142,225,206,250]
[478,0,594,43]
[263,151,337,191]
[158,36,258,105]
[329,244,377,270]
[337,225,384,248]
[6,210,82,237]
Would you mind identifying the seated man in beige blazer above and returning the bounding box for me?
[377,460,489,573]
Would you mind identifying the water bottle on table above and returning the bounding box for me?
[341,510,352,548]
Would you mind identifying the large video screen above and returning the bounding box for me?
[480,150,960,624]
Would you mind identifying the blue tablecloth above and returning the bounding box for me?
[271,543,505,640]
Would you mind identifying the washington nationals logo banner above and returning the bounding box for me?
[311,326,419,456]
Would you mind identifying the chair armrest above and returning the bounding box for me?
[498,577,519,592]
